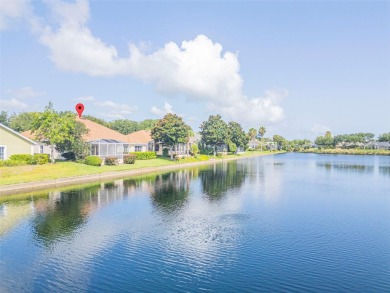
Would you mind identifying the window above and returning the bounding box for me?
[135,145,142,152]
[40,145,44,154]
[0,146,5,160]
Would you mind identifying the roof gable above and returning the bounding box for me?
[0,123,37,145]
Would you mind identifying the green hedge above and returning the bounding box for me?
[8,154,49,165]
[132,151,157,160]
[84,156,102,166]
[123,154,136,164]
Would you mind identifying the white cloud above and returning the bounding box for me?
[94,100,137,119]
[74,96,95,102]
[0,0,30,30]
[24,0,286,125]
[311,123,330,136]
[150,101,174,117]
[0,98,28,111]
[7,86,45,99]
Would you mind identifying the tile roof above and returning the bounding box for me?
[126,130,153,144]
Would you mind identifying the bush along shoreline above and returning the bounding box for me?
[299,148,390,156]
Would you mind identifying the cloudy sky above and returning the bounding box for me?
[1,0,389,139]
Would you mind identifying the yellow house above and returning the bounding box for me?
[0,123,37,160]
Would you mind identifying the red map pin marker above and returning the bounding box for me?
[75,103,84,118]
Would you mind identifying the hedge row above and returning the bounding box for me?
[9,154,49,165]
[132,151,157,160]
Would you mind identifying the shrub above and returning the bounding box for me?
[123,154,136,164]
[8,154,49,165]
[0,159,28,167]
[162,148,169,157]
[216,153,222,157]
[105,156,119,165]
[34,154,49,164]
[133,151,157,160]
[9,154,35,164]
[190,144,199,156]
[84,155,102,166]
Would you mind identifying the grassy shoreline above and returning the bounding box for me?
[0,151,283,186]
[299,148,390,156]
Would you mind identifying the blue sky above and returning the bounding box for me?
[1,0,389,139]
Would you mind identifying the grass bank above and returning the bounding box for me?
[300,148,390,156]
[0,151,282,186]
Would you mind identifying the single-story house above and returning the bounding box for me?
[126,130,157,153]
[365,141,390,150]
[0,123,37,160]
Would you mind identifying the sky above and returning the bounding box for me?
[0,0,389,139]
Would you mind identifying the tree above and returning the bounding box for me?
[258,126,267,151]
[378,132,390,142]
[139,119,159,130]
[248,128,257,141]
[273,135,288,150]
[0,111,9,126]
[315,131,334,149]
[228,121,248,154]
[31,103,89,162]
[199,115,229,156]
[9,112,38,132]
[151,113,191,160]
[109,119,139,135]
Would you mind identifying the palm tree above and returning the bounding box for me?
[258,126,266,151]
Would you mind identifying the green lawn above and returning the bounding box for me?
[0,151,280,186]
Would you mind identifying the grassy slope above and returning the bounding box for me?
[300,148,390,156]
[0,151,279,186]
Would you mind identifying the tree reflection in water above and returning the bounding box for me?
[200,161,247,200]
[32,184,101,245]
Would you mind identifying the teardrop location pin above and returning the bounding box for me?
[75,103,85,118]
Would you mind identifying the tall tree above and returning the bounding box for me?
[31,103,89,162]
[9,112,38,132]
[139,119,159,130]
[151,113,191,160]
[248,128,257,141]
[0,111,9,126]
[378,132,390,142]
[199,115,229,156]
[258,126,267,151]
[109,119,139,134]
[228,121,248,154]
[315,131,334,149]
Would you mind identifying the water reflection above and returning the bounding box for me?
[317,162,374,173]
[200,161,247,200]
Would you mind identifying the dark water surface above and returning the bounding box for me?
[1,153,389,292]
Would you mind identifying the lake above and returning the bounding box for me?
[1,153,389,292]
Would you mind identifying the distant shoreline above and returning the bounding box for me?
[299,148,390,156]
[0,152,284,196]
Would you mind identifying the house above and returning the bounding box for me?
[0,123,37,160]
[22,118,131,161]
[20,130,64,160]
[126,130,157,153]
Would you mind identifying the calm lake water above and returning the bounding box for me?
[1,153,389,292]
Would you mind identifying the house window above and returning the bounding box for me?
[40,145,44,154]
[0,146,6,160]
[135,145,142,152]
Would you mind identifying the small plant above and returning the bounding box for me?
[123,154,136,164]
[84,155,102,166]
[190,144,199,156]
[216,153,222,157]
[104,156,119,165]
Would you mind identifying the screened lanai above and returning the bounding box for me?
[89,139,129,160]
